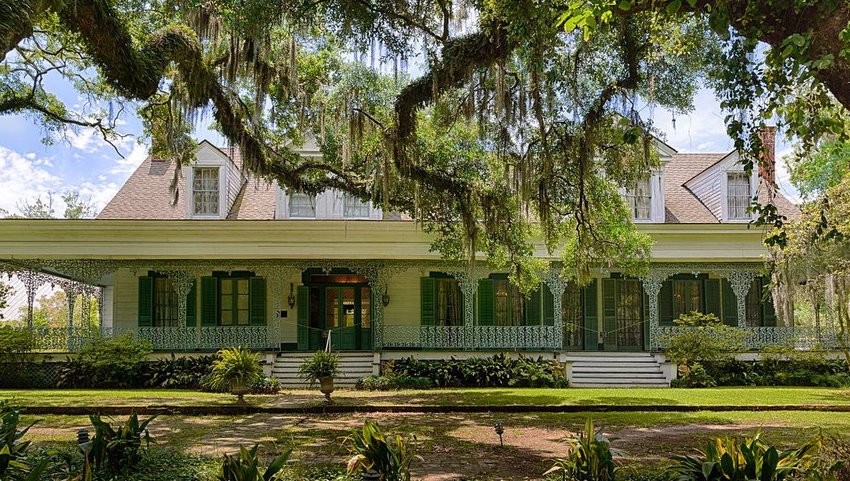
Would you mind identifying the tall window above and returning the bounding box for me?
[627,176,651,220]
[615,280,643,347]
[494,279,525,326]
[289,192,316,218]
[220,277,249,326]
[673,279,702,319]
[562,283,583,347]
[343,193,371,218]
[727,172,751,220]
[745,278,764,327]
[435,278,463,326]
[153,277,178,326]
[193,167,219,215]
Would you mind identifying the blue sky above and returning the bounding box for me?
[0,83,801,217]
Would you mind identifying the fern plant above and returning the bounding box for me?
[669,433,820,481]
[298,350,339,386]
[545,418,625,481]
[206,347,264,402]
[346,420,417,481]
[218,444,291,481]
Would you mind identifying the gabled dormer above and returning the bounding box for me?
[622,139,674,223]
[684,151,758,223]
[183,141,246,219]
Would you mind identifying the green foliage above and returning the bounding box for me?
[671,362,716,388]
[0,327,35,364]
[218,444,290,481]
[662,312,747,370]
[0,402,39,478]
[0,281,11,319]
[59,334,152,388]
[205,347,264,401]
[142,354,216,389]
[702,357,850,387]
[87,413,157,473]
[346,421,417,481]
[386,354,567,388]
[785,139,850,201]
[545,418,624,481]
[669,433,823,481]
[356,375,433,391]
[298,351,340,387]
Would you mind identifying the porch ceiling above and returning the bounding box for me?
[0,219,767,262]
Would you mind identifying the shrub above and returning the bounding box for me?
[298,351,340,387]
[205,347,264,403]
[385,354,567,388]
[701,357,850,387]
[0,327,35,365]
[218,444,290,481]
[142,354,216,389]
[87,413,157,474]
[662,312,747,375]
[249,376,282,395]
[670,362,716,388]
[545,418,624,481]
[346,421,417,481]
[669,433,821,481]
[58,334,152,388]
[356,375,433,391]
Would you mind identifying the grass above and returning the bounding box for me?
[2,386,850,408]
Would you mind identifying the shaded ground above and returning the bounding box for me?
[24,409,850,480]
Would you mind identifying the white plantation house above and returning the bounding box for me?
[0,128,818,387]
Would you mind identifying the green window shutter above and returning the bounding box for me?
[721,279,738,326]
[477,278,495,326]
[659,280,674,325]
[420,277,436,326]
[525,288,542,326]
[704,279,722,320]
[297,286,310,350]
[762,278,777,327]
[249,277,267,326]
[583,280,598,351]
[138,276,153,327]
[200,276,219,327]
[602,279,617,350]
[543,286,555,327]
[185,279,197,327]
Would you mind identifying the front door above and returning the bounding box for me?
[307,275,372,350]
[602,278,644,351]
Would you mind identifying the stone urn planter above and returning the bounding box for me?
[231,379,250,403]
[319,376,335,402]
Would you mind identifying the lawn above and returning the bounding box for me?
[2,386,850,408]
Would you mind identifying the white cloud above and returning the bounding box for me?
[0,146,63,214]
[110,142,148,176]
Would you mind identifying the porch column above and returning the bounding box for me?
[21,270,38,328]
[728,271,758,328]
[543,269,567,350]
[639,273,665,350]
[62,282,81,351]
[80,290,91,326]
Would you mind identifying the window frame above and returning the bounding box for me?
[435,278,463,327]
[627,176,652,221]
[288,192,317,218]
[343,193,371,219]
[192,166,220,216]
[726,171,752,221]
[152,276,179,327]
[219,276,251,326]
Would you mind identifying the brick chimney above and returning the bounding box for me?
[757,126,776,185]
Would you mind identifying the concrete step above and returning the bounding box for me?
[573,372,664,379]
[573,366,662,373]
[571,383,669,388]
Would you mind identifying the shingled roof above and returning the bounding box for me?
[98,144,800,223]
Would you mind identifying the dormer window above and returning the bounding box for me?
[193,167,219,215]
[289,192,316,218]
[627,176,651,220]
[343,193,370,218]
[727,172,751,220]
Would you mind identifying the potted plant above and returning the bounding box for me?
[205,347,263,403]
[298,350,340,402]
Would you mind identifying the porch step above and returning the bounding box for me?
[272,352,375,388]
[567,352,669,388]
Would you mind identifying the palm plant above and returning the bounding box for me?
[346,420,417,481]
[298,351,339,401]
[206,347,264,403]
[669,433,821,481]
[545,418,625,481]
[218,444,291,481]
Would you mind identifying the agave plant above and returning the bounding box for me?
[218,444,291,481]
[346,420,417,481]
[545,418,625,481]
[206,347,264,403]
[669,433,821,481]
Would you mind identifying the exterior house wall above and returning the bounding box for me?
[687,162,723,220]
[113,269,138,330]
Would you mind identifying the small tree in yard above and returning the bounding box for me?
[662,312,748,377]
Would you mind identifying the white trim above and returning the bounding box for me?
[184,143,230,219]
[717,153,757,223]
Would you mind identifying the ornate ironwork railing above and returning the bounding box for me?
[11,325,278,352]
[382,324,560,350]
[650,325,849,351]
